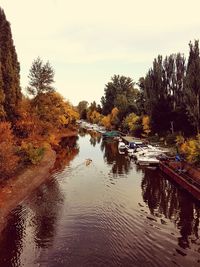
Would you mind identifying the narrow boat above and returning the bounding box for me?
[159,160,200,200]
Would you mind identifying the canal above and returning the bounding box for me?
[0,130,200,267]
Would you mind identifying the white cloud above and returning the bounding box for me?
[1,0,200,104]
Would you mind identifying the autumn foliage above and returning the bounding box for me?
[0,92,79,178]
[0,122,19,178]
[101,107,119,129]
[176,135,200,164]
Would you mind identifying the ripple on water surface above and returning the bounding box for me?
[0,133,200,267]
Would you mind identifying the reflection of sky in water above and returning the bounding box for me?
[71,134,104,166]
[0,132,200,267]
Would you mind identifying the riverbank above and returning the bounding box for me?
[0,146,56,232]
[0,128,79,233]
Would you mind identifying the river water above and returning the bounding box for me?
[0,130,200,267]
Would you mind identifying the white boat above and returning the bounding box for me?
[118,141,126,149]
[134,146,167,160]
[136,154,160,166]
[135,147,167,166]
[128,144,149,157]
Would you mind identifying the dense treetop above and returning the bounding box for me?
[0,7,21,121]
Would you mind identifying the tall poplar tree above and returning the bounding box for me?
[184,40,200,134]
[0,7,21,120]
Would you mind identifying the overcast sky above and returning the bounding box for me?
[1,0,200,105]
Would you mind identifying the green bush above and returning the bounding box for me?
[18,142,45,165]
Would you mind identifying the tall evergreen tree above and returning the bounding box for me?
[184,40,200,134]
[0,7,22,120]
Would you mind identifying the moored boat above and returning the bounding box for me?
[159,160,200,200]
[118,141,126,149]
[102,131,121,138]
[137,154,160,166]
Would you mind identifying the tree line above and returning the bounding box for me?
[77,41,200,164]
[0,7,79,178]
[79,41,200,137]
[139,42,200,136]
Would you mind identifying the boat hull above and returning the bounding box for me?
[159,161,200,201]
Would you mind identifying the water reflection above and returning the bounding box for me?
[101,138,132,176]
[54,135,79,170]
[79,128,101,147]
[0,135,79,266]
[78,127,87,137]
[0,206,24,267]
[28,180,63,249]
[30,136,79,249]
[141,167,200,250]
[89,131,101,147]
[0,132,200,266]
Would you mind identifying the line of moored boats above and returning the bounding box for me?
[78,120,169,166]
[78,120,200,201]
[117,137,169,166]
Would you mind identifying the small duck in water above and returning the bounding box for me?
[85,159,92,166]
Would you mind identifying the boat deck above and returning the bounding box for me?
[121,136,141,143]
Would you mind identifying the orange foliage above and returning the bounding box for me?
[15,98,43,143]
[111,107,119,118]
[1,93,79,175]
[101,114,112,129]
[87,110,102,124]
[33,92,79,130]
[101,107,119,129]
[15,94,79,146]
[0,122,19,178]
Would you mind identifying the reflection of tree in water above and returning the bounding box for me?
[141,168,200,249]
[79,128,102,147]
[101,139,131,176]
[27,136,80,249]
[54,135,79,170]
[0,206,24,267]
[27,179,64,249]
[79,128,87,137]
[88,131,101,147]
[177,197,200,249]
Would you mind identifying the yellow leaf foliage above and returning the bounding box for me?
[32,92,79,131]
[176,135,185,145]
[100,107,119,129]
[123,113,139,132]
[87,110,102,124]
[142,115,151,137]
[101,115,112,129]
[179,135,200,164]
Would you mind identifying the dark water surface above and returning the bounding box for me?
[0,130,200,267]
